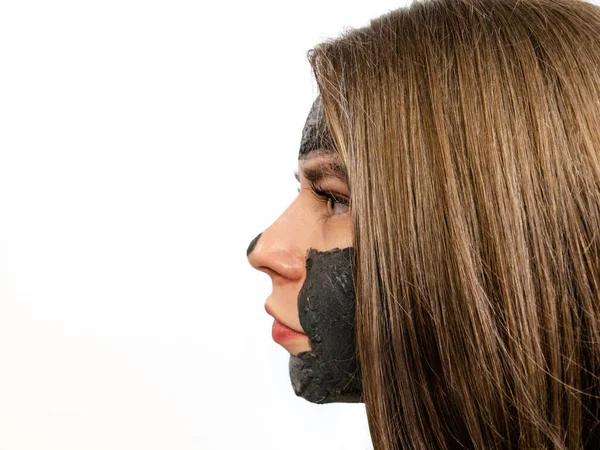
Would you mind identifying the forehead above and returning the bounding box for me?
[298,96,336,159]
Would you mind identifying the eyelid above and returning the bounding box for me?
[308,180,351,214]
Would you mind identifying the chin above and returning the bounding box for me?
[282,338,312,356]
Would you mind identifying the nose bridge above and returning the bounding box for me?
[247,198,310,280]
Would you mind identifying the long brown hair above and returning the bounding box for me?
[308,0,600,448]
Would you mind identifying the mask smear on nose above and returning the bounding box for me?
[289,247,363,403]
[246,233,261,256]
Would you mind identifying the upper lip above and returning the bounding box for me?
[264,303,307,335]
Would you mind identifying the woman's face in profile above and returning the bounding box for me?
[248,149,352,356]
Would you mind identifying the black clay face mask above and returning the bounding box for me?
[290,247,362,403]
[247,96,363,404]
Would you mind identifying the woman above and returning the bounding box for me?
[248,0,600,448]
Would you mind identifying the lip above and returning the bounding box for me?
[271,319,307,344]
[264,303,307,342]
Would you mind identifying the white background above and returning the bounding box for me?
[2,0,599,449]
[0,1,414,449]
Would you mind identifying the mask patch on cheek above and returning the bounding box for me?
[288,247,363,403]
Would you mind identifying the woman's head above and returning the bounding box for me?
[247,97,361,402]
[310,0,600,447]
[251,0,600,447]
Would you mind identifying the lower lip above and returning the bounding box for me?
[271,320,306,343]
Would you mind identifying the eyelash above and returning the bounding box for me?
[299,181,350,220]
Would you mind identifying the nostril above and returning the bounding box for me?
[246,232,262,257]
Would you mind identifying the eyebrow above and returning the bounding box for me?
[294,157,348,185]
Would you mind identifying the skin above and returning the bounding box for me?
[247,151,352,356]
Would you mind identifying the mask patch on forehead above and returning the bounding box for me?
[298,96,336,159]
[289,247,363,403]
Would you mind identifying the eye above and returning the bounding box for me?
[301,175,351,220]
[309,182,350,217]
[325,194,350,216]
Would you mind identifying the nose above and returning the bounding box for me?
[246,233,261,256]
[247,201,308,282]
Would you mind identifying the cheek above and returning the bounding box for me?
[323,216,353,249]
[296,191,353,249]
